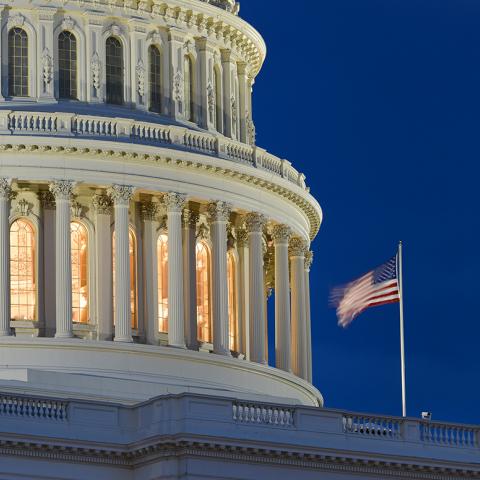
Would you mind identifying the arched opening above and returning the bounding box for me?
[196,241,211,342]
[227,251,237,351]
[58,31,78,100]
[71,221,88,323]
[105,36,123,105]
[10,219,36,320]
[214,66,222,132]
[8,28,28,97]
[157,233,168,333]
[149,45,162,114]
[184,56,194,122]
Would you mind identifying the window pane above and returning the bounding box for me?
[227,252,236,351]
[149,45,162,114]
[157,234,168,332]
[8,28,28,97]
[196,242,211,342]
[71,222,88,323]
[58,31,77,99]
[106,37,123,105]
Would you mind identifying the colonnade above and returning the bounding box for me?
[0,179,314,381]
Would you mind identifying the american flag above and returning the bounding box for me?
[330,256,400,328]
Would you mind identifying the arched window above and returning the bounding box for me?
[184,56,194,121]
[106,37,123,105]
[8,28,28,97]
[71,222,88,323]
[112,228,137,328]
[196,242,211,342]
[227,251,237,351]
[214,66,222,132]
[10,219,36,320]
[58,31,78,100]
[149,45,162,114]
[157,233,168,333]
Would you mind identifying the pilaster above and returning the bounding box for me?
[38,8,56,100]
[236,228,249,357]
[0,179,13,336]
[197,38,216,131]
[221,49,234,139]
[168,28,187,121]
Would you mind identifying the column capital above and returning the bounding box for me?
[207,201,232,223]
[92,193,113,215]
[163,192,187,213]
[107,185,135,206]
[272,224,292,243]
[38,191,56,210]
[0,178,14,200]
[305,251,314,272]
[140,201,159,221]
[289,237,308,258]
[236,227,248,247]
[245,212,266,234]
[49,180,76,201]
[182,209,199,228]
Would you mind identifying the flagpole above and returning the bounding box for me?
[398,241,407,418]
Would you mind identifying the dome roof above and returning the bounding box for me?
[200,0,240,14]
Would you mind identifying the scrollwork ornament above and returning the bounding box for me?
[16,199,32,216]
[163,192,187,213]
[245,212,266,233]
[107,185,135,206]
[91,52,101,94]
[0,178,14,200]
[92,194,113,215]
[207,201,232,223]
[289,237,308,258]
[71,201,84,219]
[41,48,53,86]
[49,180,76,201]
[173,70,184,104]
[136,59,145,98]
[61,15,75,31]
[272,224,292,243]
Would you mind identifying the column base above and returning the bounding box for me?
[55,332,74,339]
[168,343,187,349]
[214,348,232,357]
[0,330,11,337]
[114,336,134,343]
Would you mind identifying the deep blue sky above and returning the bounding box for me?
[241,0,480,424]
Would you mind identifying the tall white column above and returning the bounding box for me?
[236,228,249,357]
[108,185,135,343]
[49,180,75,339]
[290,237,308,379]
[0,179,13,336]
[245,212,267,365]
[305,251,314,383]
[208,201,232,356]
[92,194,113,341]
[183,209,199,350]
[272,224,292,372]
[141,201,159,345]
[164,192,186,348]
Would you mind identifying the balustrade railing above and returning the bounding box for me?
[420,421,478,448]
[0,110,306,189]
[0,393,68,421]
[343,414,402,439]
[233,401,295,427]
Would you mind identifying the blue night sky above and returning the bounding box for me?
[240,0,480,424]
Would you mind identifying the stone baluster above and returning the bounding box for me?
[236,228,249,357]
[108,185,135,343]
[245,212,267,365]
[164,193,187,348]
[208,201,232,356]
[290,237,308,379]
[92,193,114,341]
[183,209,199,350]
[305,251,314,383]
[0,179,13,336]
[49,180,75,339]
[272,224,292,373]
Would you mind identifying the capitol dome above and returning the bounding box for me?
[0,0,323,409]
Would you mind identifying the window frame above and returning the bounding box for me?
[58,30,78,100]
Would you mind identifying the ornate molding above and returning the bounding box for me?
[163,192,187,213]
[136,59,146,99]
[196,223,209,240]
[61,15,75,31]
[182,209,200,228]
[107,185,135,206]
[91,52,101,94]
[71,201,84,219]
[92,194,113,215]
[140,201,159,221]
[289,237,308,258]
[305,251,314,271]
[7,14,25,30]
[0,178,14,200]
[15,198,32,216]
[49,180,75,201]
[245,212,266,234]
[38,191,55,210]
[207,201,232,223]
[272,224,292,243]
[41,48,53,87]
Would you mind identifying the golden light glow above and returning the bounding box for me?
[157,234,168,333]
[112,228,137,329]
[227,251,237,351]
[10,218,36,320]
[71,221,88,323]
[196,242,211,342]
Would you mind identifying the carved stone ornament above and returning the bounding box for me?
[16,199,32,217]
[183,39,195,55]
[305,250,314,271]
[38,191,55,210]
[136,60,145,98]
[41,48,53,86]
[236,227,248,247]
[140,201,159,221]
[207,82,215,120]
[61,15,75,31]
[207,201,232,223]
[7,14,25,30]
[107,185,135,206]
[289,237,308,258]
[173,70,184,104]
[245,212,266,234]
[272,224,292,243]
[163,192,187,213]
[49,180,75,201]
[91,53,101,94]
[0,178,14,200]
[231,96,238,129]
[149,31,162,45]
[246,110,256,146]
[182,209,200,228]
[196,223,209,240]
[92,194,113,215]
[70,201,84,219]
[107,24,121,37]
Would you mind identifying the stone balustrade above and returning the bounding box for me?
[0,393,68,421]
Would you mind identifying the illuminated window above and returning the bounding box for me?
[8,28,28,97]
[227,251,237,351]
[71,222,88,323]
[58,31,77,99]
[196,242,211,342]
[106,37,123,105]
[214,66,222,132]
[10,219,36,320]
[149,45,162,114]
[157,234,168,333]
[112,228,137,328]
[184,56,194,121]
